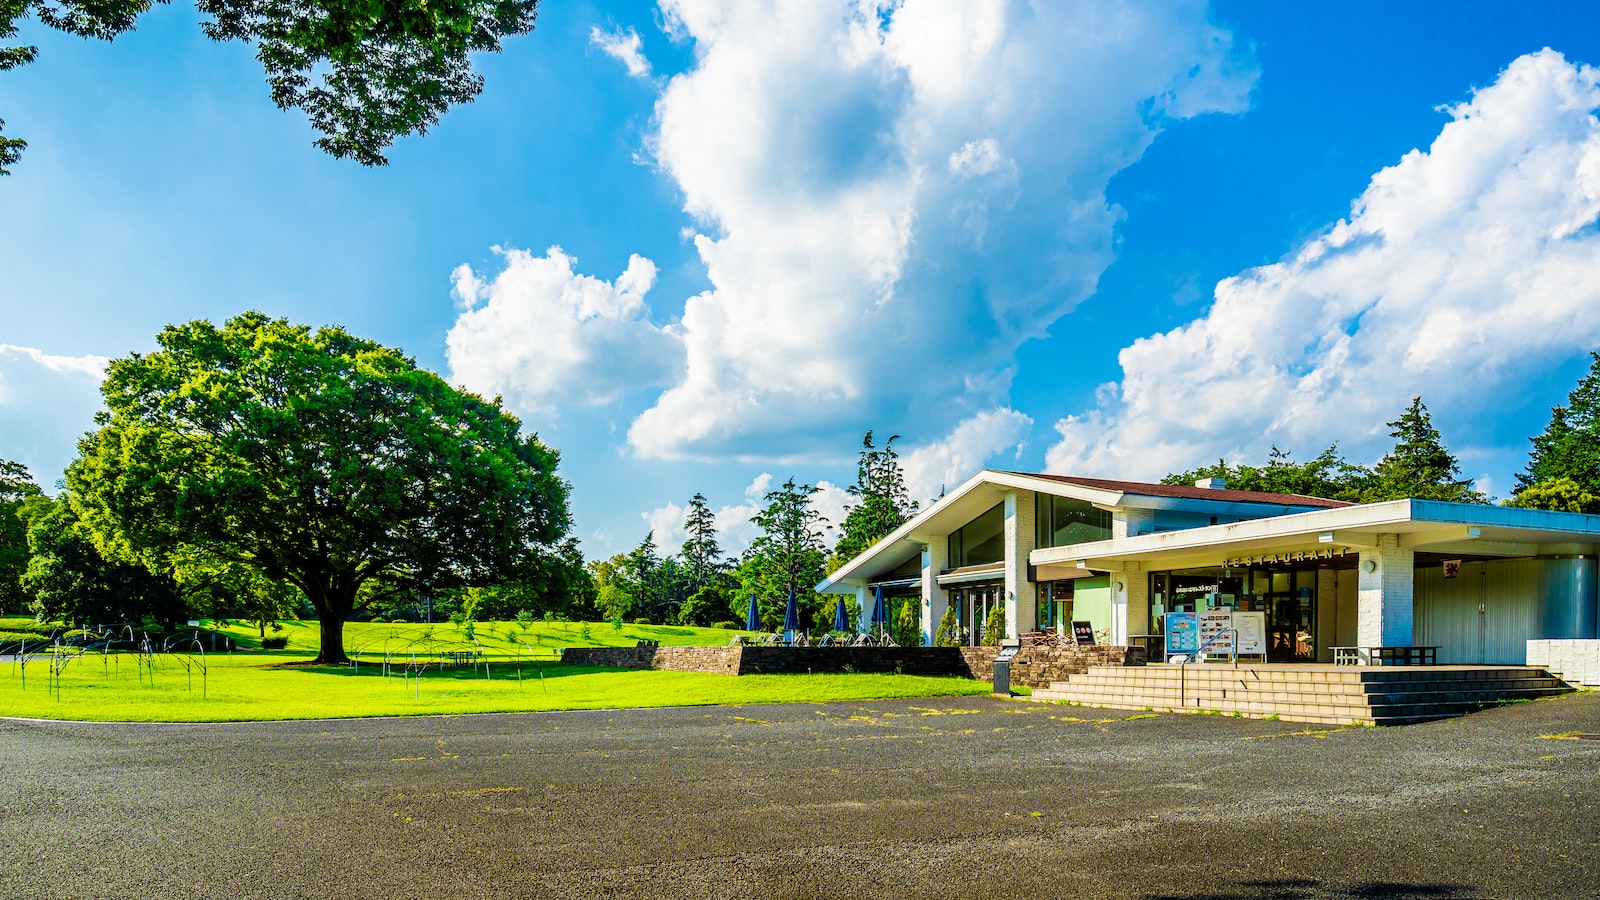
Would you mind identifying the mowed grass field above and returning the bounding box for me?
[0,618,988,723]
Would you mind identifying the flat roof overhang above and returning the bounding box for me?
[1032,499,1600,579]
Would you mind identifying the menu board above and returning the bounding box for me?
[1198,607,1234,655]
[1164,612,1198,655]
[1233,611,1266,656]
[1071,620,1097,646]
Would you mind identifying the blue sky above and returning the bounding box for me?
[5,1,1600,560]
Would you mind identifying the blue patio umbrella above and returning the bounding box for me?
[870,585,888,637]
[745,593,761,632]
[832,596,849,633]
[783,588,801,638]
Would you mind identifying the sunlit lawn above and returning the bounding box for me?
[0,618,988,722]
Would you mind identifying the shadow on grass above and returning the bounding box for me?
[271,661,671,683]
[1140,878,1476,899]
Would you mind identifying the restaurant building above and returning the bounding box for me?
[816,470,1600,682]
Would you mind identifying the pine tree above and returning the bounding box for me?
[680,493,723,591]
[739,478,829,631]
[1363,397,1486,503]
[831,431,919,570]
[1518,351,1600,495]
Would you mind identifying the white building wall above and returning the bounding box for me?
[1113,507,1154,539]
[1528,639,1600,686]
[921,541,948,647]
[1357,535,1414,647]
[1316,568,1338,663]
[1004,491,1037,638]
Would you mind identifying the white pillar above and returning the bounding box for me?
[922,541,948,647]
[1003,491,1037,639]
[1357,534,1414,648]
[1113,507,1153,539]
[1122,562,1148,642]
[854,584,870,635]
[1316,568,1338,662]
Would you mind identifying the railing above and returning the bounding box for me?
[1177,628,1237,710]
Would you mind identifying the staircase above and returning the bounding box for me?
[1030,664,1572,726]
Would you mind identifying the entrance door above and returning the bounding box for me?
[1267,591,1315,662]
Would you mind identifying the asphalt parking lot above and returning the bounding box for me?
[1,691,1597,899]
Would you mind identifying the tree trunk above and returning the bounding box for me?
[316,614,349,665]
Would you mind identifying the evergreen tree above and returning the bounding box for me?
[831,431,919,570]
[1363,397,1487,503]
[739,478,829,631]
[1518,351,1600,495]
[624,531,664,622]
[1504,477,1600,514]
[22,496,187,627]
[680,492,724,592]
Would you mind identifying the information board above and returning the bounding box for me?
[1233,610,1266,656]
[995,646,1020,663]
[1198,607,1234,655]
[1071,620,1097,646]
[1164,612,1198,656]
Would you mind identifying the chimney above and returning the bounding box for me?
[1194,477,1227,490]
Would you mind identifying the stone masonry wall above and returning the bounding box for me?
[560,646,741,675]
[960,645,1148,689]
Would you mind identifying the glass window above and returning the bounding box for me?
[1034,493,1112,548]
[950,502,1004,567]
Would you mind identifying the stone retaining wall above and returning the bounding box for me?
[559,644,1146,685]
[959,645,1147,688]
[1527,639,1600,686]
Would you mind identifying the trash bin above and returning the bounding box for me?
[992,645,1019,696]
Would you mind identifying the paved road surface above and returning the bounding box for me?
[2,692,1597,899]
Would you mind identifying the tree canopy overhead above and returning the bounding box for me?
[1,0,541,172]
[67,312,571,663]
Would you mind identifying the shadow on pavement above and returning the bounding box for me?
[1141,878,1475,899]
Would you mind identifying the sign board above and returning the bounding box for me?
[1164,612,1198,656]
[1198,607,1234,655]
[1443,559,1462,579]
[995,646,1020,663]
[1233,610,1266,656]
[1071,620,1097,646]
[186,620,201,628]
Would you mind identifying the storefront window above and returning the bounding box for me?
[1034,493,1112,548]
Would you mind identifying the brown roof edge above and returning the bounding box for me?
[1000,471,1352,509]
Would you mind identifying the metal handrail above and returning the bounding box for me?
[1177,627,1237,710]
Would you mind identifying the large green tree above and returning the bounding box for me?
[1164,444,1372,502]
[1,0,540,173]
[739,477,829,631]
[1362,396,1486,504]
[22,495,186,627]
[1517,351,1600,497]
[67,312,571,663]
[830,430,917,571]
[0,459,43,613]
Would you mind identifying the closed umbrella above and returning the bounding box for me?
[745,593,761,632]
[870,585,888,639]
[832,596,849,634]
[783,588,801,642]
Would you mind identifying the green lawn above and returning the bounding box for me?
[0,618,989,722]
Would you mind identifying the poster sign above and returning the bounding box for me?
[1198,607,1234,655]
[1071,620,1097,646]
[1164,612,1198,656]
[1233,610,1266,656]
[1443,559,1462,579]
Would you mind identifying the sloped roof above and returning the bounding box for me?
[1012,473,1352,509]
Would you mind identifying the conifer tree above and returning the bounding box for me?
[1517,351,1600,496]
[1363,397,1486,503]
[831,431,919,570]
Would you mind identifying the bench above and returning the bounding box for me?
[1332,646,1438,666]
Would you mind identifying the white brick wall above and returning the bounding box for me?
[1358,534,1415,647]
[1004,491,1037,638]
[921,542,948,647]
[1113,507,1153,539]
[1528,639,1600,686]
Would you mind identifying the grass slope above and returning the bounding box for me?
[0,619,988,722]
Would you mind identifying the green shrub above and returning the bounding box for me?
[516,610,534,626]
[632,617,651,625]
[261,636,290,650]
[713,620,738,630]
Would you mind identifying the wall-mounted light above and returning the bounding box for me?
[1362,559,1378,573]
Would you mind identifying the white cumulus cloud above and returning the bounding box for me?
[590,26,653,79]
[0,344,109,490]
[902,407,1033,505]
[619,0,1255,460]
[1045,50,1600,480]
[445,246,682,414]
